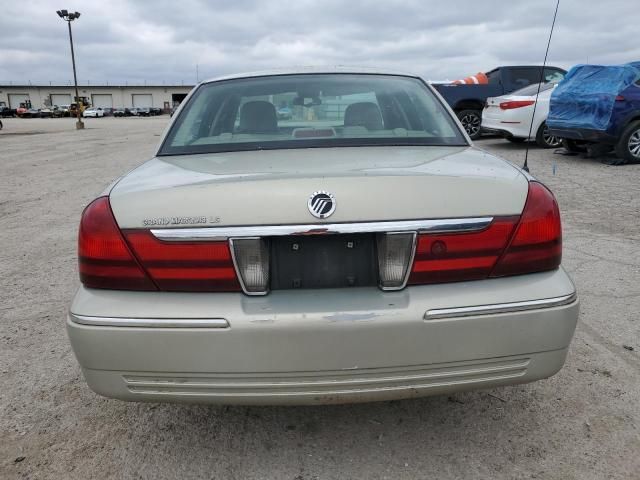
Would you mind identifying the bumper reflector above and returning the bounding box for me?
[376,232,416,290]
[230,238,270,295]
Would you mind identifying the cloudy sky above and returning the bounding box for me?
[1,0,638,85]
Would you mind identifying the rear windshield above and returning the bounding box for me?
[159,74,467,155]
[512,82,556,97]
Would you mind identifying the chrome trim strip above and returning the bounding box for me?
[424,292,577,320]
[151,217,493,242]
[69,314,229,328]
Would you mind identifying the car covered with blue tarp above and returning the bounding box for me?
[547,62,640,164]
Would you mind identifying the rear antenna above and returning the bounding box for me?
[523,0,560,173]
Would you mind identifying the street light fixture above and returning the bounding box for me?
[56,9,84,129]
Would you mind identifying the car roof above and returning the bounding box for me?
[201,66,421,84]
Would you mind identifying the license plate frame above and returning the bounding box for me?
[269,234,378,290]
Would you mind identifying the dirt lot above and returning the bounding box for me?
[1,117,639,480]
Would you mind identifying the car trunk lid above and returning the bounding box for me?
[109,146,528,229]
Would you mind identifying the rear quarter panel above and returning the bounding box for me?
[433,84,505,110]
[610,83,640,135]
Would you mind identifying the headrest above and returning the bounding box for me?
[344,102,384,130]
[238,101,278,133]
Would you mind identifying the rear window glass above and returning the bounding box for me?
[512,82,556,96]
[509,68,544,89]
[160,74,467,155]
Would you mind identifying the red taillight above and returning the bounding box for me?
[78,196,241,292]
[499,100,535,110]
[491,182,561,277]
[408,181,562,285]
[408,217,519,285]
[78,197,156,290]
[123,230,241,292]
[615,95,626,102]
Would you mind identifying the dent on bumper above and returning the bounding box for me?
[67,268,579,404]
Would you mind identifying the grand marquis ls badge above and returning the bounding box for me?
[308,191,336,219]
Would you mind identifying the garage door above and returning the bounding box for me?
[50,94,72,106]
[132,94,153,108]
[92,94,113,108]
[9,94,30,109]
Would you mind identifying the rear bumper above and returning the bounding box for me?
[547,127,617,144]
[67,269,579,405]
[481,112,533,139]
[481,126,521,139]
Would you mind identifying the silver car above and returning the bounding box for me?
[68,68,578,405]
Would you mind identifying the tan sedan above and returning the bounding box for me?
[67,68,578,405]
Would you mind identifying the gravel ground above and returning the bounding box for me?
[1,117,639,480]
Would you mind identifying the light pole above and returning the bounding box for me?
[56,9,84,130]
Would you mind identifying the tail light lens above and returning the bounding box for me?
[500,100,535,110]
[78,197,156,290]
[408,182,562,284]
[123,230,241,292]
[408,217,519,285]
[490,182,561,277]
[78,196,241,292]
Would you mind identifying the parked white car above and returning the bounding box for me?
[82,107,105,118]
[482,83,561,148]
[67,68,578,405]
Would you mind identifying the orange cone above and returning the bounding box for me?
[452,72,489,85]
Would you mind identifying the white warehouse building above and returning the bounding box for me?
[0,84,194,111]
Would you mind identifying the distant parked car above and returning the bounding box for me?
[129,107,140,116]
[548,62,640,164]
[433,65,567,139]
[51,105,70,117]
[83,107,105,118]
[113,108,131,117]
[137,107,151,117]
[19,108,42,118]
[40,107,53,118]
[51,105,65,118]
[277,106,292,120]
[0,106,16,117]
[150,107,162,116]
[482,83,561,148]
[101,107,114,116]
